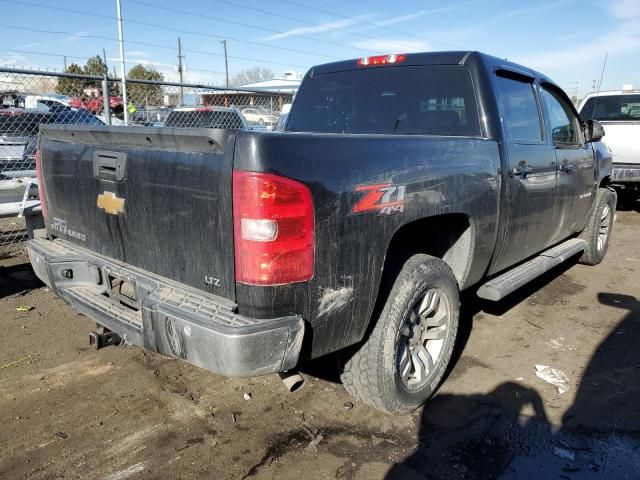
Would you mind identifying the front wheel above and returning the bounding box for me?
[579,188,617,266]
[340,255,459,414]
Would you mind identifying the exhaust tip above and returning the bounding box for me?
[278,371,305,392]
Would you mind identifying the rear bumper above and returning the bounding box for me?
[27,237,304,377]
[612,162,640,183]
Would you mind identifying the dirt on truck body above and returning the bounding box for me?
[30,50,615,414]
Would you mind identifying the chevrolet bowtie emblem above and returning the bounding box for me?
[97,191,125,215]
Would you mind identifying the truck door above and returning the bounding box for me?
[491,71,559,274]
[540,85,595,242]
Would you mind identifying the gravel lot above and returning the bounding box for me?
[0,204,638,480]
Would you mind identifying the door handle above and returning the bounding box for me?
[512,164,533,177]
[93,150,127,182]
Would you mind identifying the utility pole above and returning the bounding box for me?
[116,0,129,125]
[219,38,229,88]
[102,47,111,124]
[567,81,581,106]
[63,56,67,71]
[177,37,185,106]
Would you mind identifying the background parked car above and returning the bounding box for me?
[0,109,50,179]
[579,86,640,192]
[130,106,172,126]
[0,105,104,212]
[240,107,279,128]
[23,93,72,109]
[70,95,123,114]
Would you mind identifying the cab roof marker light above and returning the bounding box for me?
[357,54,406,67]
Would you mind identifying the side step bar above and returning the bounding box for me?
[477,238,586,301]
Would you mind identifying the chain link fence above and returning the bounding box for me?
[0,67,294,257]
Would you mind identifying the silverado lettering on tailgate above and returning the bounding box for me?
[50,217,87,241]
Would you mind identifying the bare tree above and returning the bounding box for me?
[230,67,274,87]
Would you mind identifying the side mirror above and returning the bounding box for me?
[584,119,605,143]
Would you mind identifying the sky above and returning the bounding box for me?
[0,0,638,97]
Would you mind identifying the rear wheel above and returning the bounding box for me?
[341,254,459,414]
[579,188,616,266]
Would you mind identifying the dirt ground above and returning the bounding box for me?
[0,205,638,480]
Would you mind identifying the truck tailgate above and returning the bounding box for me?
[39,125,236,301]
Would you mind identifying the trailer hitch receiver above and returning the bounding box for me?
[89,326,122,350]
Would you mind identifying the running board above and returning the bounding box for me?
[477,238,586,301]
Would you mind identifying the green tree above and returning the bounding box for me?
[84,55,120,97]
[126,64,164,106]
[83,55,108,79]
[55,56,120,99]
[55,63,86,97]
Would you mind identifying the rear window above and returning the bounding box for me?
[164,110,245,129]
[580,94,640,121]
[50,107,104,125]
[287,65,480,136]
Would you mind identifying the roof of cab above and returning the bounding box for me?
[309,50,557,87]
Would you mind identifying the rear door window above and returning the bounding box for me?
[287,65,480,136]
[495,74,543,142]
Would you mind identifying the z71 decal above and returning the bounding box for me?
[352,183,406,215]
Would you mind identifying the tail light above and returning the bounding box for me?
[233,171,314,286]
[35,149,48,222]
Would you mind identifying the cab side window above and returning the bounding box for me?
[495,74,543,142]
[541,87,582,145]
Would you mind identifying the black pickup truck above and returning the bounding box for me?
[28,51,614,414]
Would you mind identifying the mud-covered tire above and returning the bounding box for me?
[579,188,616,266]
[340,254,459,415]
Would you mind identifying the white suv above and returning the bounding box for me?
[579,87,640,188]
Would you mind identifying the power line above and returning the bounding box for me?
[119,18,340,59]
[1,0,438,59]
[0,0,114,20]
[201,0,454,52]
[0,0,342,60]
[0,0,595,85]
[0,47,227,75]
[1,0,429,55]
[130,0,380,54]
[275,0,463,48]
[272,0,597,84]
[0,25,310,70]
[0,49,93,62]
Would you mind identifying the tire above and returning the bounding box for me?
[340,254,459,414]
[579,188,616,266]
